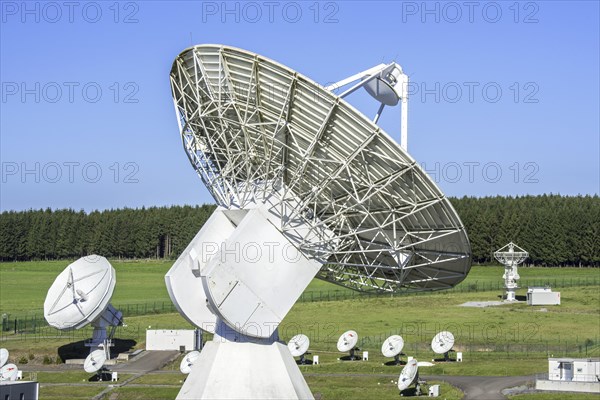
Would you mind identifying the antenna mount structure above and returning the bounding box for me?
[494,242,529,301]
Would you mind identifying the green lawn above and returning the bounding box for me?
[1,259,598,316]
[39,385,105,400]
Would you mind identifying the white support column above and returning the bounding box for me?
[400,74,409,151]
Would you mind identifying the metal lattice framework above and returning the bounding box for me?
[169,45,471,293]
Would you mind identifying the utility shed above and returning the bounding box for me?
[146,329,202,351]
[527,287,560,305]
[536,358,600,393]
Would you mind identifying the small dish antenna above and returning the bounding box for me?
[84,349,107,374]
[180,351,201,374]
[0,364,19,382]
[44,255,123,357]
[337,330,359,360]
[381,335,404,365]
[0,348,8,368]
[397,358,419,393]
[288,334,310,365]
[431,331,455,361]
[494,242,529,302]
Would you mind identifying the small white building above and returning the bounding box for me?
[145,329,202,351]
[536,358,600,393]
[527,287,560,305]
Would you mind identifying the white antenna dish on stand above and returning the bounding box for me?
[381,335,404,365]
[397,358,419,393]
[44,255,123,357]
[84,349,107,374]
[167,44,472,399]
[494,242,528,302]
[0,348,8,367]
[180,351,201,374]
[337,330,359,360]
[431,331,455,362]
[0,364,19,382]
[288,334,310,365]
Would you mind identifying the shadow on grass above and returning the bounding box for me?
[88,370,112,382]
[384,360,406,366]
[58,338,136,361]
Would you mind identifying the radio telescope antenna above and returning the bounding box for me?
[288,334,310,365]
[431,331,455,362]
[494,242,528,302]
[381,335,404,365]
[168,44,471,399]
[180,351,201,374]
[397,358,420,395]
[337,330,359,361]
[44,256,123,358]
[0,349,8,368]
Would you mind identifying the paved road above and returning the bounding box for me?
[111,350,179,373]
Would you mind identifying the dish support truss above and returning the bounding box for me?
[170,45,471,295]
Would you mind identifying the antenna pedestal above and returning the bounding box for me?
[176,333,314,399]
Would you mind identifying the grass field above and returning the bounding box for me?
[1,259,598,315]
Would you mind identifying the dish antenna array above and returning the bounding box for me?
[381,335,405,365]
[167,44,471,399]
[494,242,528,301]
[288,334,311,364]
[44,256,123,359]
[431,331,455,362]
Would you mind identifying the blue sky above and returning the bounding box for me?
[1,0,598,212]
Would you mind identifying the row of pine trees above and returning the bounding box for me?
[0,195,598,266]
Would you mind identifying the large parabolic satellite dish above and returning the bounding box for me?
[168,44,470,310]
[166,44,471,399]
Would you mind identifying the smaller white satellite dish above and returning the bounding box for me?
[288,334,310,357]
[397,358,419,391]
[337,330,358,352]
[288,334,310,365]
[431,331,455,361]
[0,364,19,381]
[337,330,359,360]
[84,349,107,373]
[0,348,8,368]
[180,351,201,374]
[381,335,404,365]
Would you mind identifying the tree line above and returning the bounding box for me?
[0,195,598,266]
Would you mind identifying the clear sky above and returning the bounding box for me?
[1,0,598,212]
